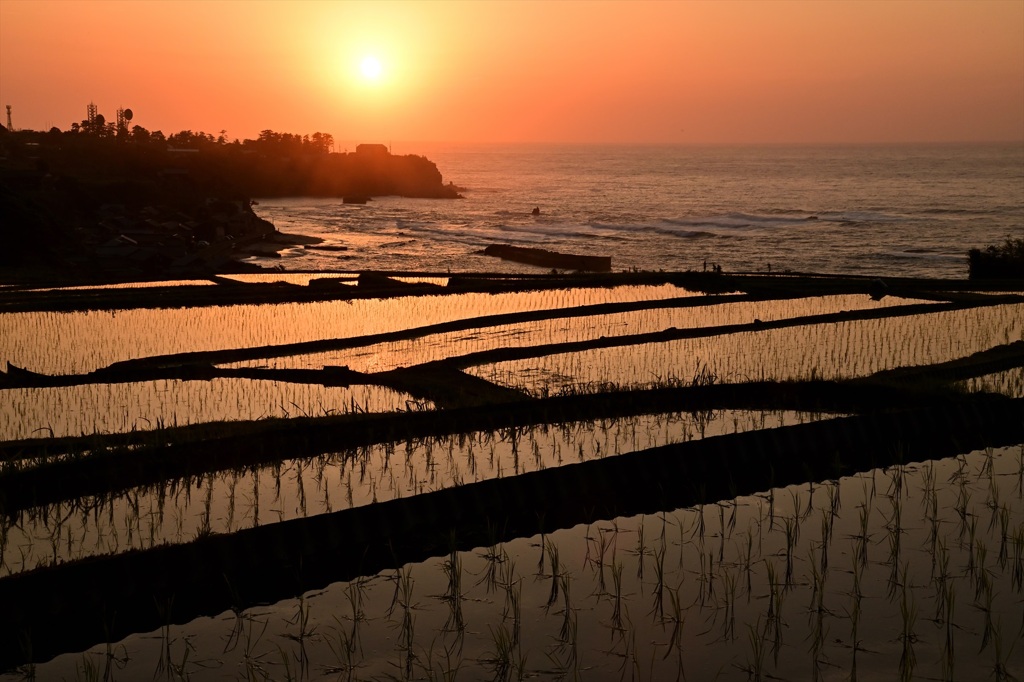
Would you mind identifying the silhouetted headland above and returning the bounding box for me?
[0,125,460,280]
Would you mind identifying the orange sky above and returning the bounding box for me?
[2,0,1022,145]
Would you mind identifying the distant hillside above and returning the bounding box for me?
[0,126,461,280]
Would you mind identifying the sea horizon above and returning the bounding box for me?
[251,141,1024,279]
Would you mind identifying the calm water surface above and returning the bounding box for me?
[8,444,1021,681]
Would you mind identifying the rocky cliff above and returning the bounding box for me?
[0,128,460,280]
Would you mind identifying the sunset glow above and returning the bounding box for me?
[2,3,1024,678]
[360,56,383,81]
[0,0,1021,144]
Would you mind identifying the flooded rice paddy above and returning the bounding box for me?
[224,294,920,374]
[5,444,1022,681]
[0,380,420,441]
[0,272,1021,680]
[1,409,817,574]
[471,303,1024,395]
[0,284,693,375]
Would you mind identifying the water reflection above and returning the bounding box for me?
[959,367,1024,398]
[226,294,918,372]
[0,379,421,441]
[218,273,357,285]
[22,280,217,292]
[14,444,1022,681]
[0,285,691,375]
[1,409,821,574]
[471,303,1024,394]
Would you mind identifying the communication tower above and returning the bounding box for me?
[87,102,98,127]
[5,105,11,131]
[116,107,133,136]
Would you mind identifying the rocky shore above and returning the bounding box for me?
[0,128,458,280]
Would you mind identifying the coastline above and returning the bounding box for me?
[0,128,460,281]
[234,230,323,257]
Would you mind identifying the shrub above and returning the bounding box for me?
[967,238,1024,279]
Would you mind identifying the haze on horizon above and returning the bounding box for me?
[1,0,1022,147]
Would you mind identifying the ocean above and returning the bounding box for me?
[250,143,1023,279]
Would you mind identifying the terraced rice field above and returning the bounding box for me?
[0,271,1021,680]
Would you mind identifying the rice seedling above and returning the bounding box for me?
[416,634,465,682]
[274,645,299,682]
[806,547,826,618]
[846,548,863,648]
[692,501,707,549]
[1017,446,1024,498]
[966,516,979,578]
[240,615,271,682]
[663,581,687,654]
[926,503,944,576]
[932,538,951,621]
[855,500,872,568]
[284,594,317,657]
[987,473,1003,535]
[615,627,642,681]
[982,447,997,482]
[764,559,780,622]
[977,561,996,652]
[477,539,505,594]
[782,516,797,587]
[998,506,1011,569]
[483,623,525,682]
[818,510,832,577]
[610,560,627,633]
[650,539,667,621]
[542,642,579,682]
[634,520,647,580]
[699,550,716,607]
[717,504,728,564]
[765,487,776,532]
[740,617,769,681]
[956,484,974,545]
[988,616,1019,682]
[324,616,360,681]
[152,595,178,677]
[898,574,918,682]
[1012,524,1024,592]
[807,606,827,682]
[591,524,611,593]
[974,541,992,602]
[441,549,465,634]
[886,527,904,602]
[942,582,956,682]
[743,525,756,599]
[721,568,738,641]
[769,595,785,668]
[545,568,569,641]
[544,538,562,610]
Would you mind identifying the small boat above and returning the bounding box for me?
[343,196,370,205]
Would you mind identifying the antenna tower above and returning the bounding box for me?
[87,102,98,126]
[115,107,135,138]
[5,105,11,131]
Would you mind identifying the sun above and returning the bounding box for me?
[360,55,383,81]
